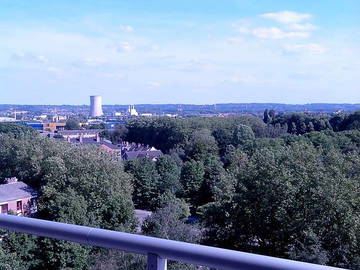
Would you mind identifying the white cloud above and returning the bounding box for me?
[120,25,134,32]
[117,41,135,52]
[11,52,48,64]
[260,11,312,24]
[224,76,255,84]
[235,26,251,34]
[232,20,252,34]
[46,66,64,77]
[100,72,126,79]
[283,43,326,54]
[148,81,161,87]
[288,23,317,31]
[252,27,310,39]
[227,37,244,43]
[177,59,219,72]
[47,66,62,73]
[79,57,108,66]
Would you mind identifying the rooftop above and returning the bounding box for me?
[56,129,103,135]
[0,181,38,203]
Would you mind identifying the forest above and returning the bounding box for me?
[0,110,360,269]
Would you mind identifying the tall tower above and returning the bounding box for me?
[90,95,103,117]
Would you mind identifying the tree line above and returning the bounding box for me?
[121,111,360,269]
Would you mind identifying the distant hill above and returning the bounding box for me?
[1,103,360,115]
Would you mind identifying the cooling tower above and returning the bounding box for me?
[90,95,103,117]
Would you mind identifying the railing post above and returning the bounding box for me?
[147,253,167,270]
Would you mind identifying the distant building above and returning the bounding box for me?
[24,122,43,130]
[52,132,162,161]
[119,142,162,161]
[51,115,67,122]
[127,105,138,116]
[113,112,122,117]
[90,95,103,117]
[0,117,17,122]
[43,122,66,132]
[55,129,103,139]
[71,136,123,154]
[122,150,162,161]
[164,114,177,118]
[141,113,153,117]
[0,177,38,216]
[36,114,48,120]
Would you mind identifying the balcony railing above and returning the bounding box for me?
[0,214,345,270]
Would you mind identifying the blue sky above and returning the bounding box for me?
[1,0,359,105]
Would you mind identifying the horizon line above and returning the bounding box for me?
[1,102,360,107]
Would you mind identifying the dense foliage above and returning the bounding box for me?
[0,129,135,269]
[122,112,360,269]
[1,109,360,269]
[0,123,35,136]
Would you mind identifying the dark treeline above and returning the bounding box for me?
[0,110,360,269]
[265,109,360,134]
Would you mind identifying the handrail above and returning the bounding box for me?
[0,214,345,270]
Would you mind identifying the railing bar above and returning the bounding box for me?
[147,253,167,270]
[0,214,346,270]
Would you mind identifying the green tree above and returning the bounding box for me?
[101,125,128,144]
[202,141,360,268]
[180,160,204,207]
[290,122,297,134]
[142,200,200,243]
[307,122,315,132]
[0,245,25,270]
[232,124,255,147]
[156,155,181,194]
[0,123,35,136]
[299,122,307,134]
[65,119,80,130]
[186,129,218,160]
[263,109,270,124]
[0,134,135,269]
[0,231,38,269]
[125,158,160,210]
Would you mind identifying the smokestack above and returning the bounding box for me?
[90,95,103,117]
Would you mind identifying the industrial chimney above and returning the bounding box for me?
[90,95,103,117]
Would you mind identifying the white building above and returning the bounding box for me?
[127,105,138,116]
[113,112,122,117]
[51,115,67,122]
[0,117,17,122]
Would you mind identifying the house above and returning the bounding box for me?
[0,177,38,216]
[52,132,163,161]
[122,150,162,161]
[118,142,163,161]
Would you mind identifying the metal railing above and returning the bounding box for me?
[0,214,345,270]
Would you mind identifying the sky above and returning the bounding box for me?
[0,0,359,105]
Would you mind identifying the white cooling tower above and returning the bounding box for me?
[90,95,103,117]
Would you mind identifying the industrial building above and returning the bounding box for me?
[90,95,103,117]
